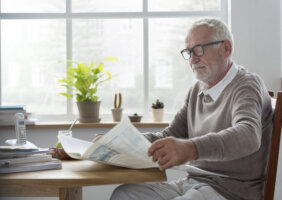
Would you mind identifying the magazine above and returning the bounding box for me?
[0,148,51,159]
[0,159,61,174]
[0,154,52,166]
[0,146,61,174]
[58,119,159,169]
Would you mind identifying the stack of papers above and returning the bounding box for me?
[0,146,61,174]
[0,105,35,126]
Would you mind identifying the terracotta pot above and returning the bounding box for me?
[76,101,101,123]
[152,108,164,122]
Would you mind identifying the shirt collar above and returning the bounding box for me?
[198,63,238,101]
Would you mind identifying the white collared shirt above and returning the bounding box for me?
[198,63,238,101]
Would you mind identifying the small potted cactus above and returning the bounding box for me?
[111,93,123,122]
[152,99,164,122]
[128,113,142,123]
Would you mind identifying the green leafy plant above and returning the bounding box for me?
[152,99,164,109]
[58,57,118,102]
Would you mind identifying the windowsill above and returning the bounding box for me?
[0,121,170,130]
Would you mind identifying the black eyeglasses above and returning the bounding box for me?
[180,40,224,60]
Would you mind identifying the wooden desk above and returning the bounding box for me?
[0,160,167,200]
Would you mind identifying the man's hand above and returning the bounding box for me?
[148,137,198,171]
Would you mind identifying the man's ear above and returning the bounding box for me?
[223,40,232,57]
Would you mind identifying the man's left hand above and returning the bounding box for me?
[148,137,198,171]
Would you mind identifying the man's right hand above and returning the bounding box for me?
[148,137,198,171]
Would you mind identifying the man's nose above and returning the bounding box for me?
[189,53,200,65]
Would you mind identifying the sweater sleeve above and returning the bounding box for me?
[191,75,272,161]
[144,92,190,143]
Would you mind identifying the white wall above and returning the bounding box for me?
[231,1,282,199]
[231,0,281,93]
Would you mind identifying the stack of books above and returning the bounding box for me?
[0,105,35,126]
[0,146,62,174]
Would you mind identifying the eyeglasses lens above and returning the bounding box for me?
[193,46,204,57]
[182,50,190,60]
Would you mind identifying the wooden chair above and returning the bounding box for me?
[264,91,282,200]
[268,91,275,98]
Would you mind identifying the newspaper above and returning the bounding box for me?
[58,118,159,169]
[173,163,229,177]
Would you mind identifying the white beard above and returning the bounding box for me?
[191,63,212,83]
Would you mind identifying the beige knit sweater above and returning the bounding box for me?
[145,66,273,200]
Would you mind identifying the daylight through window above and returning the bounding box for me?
[0,0,228,121]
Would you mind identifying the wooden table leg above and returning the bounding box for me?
[59,187,82,200]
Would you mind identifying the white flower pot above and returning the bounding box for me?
[111,108,123,122]
[152,108,164,122]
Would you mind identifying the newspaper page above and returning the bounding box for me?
[58,118,159,169]
[173,164,229,177]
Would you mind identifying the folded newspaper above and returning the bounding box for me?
[58,118,159,169]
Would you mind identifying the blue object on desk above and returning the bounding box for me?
[0,105,25,110]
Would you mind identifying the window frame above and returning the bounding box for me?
[0,0,230,121]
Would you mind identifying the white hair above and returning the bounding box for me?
[189,18,234,52]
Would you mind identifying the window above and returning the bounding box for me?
[0,0,228,121]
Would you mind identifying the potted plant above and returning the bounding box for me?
[128,113,142,123]
[152,99,164,122]
[58,57,118,123]
[111,92,123,122]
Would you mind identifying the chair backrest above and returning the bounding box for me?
[268,91,275,98]
[264,91,282,200]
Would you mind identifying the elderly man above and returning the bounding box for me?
[110,18,273,200]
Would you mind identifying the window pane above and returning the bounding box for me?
[149,0,220,11]
[1,0,65,13]
[72,0,142,12]
[2,20,66,114]
[72,19,143,115]
[1,0,66,13]
[149,18,201,113]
